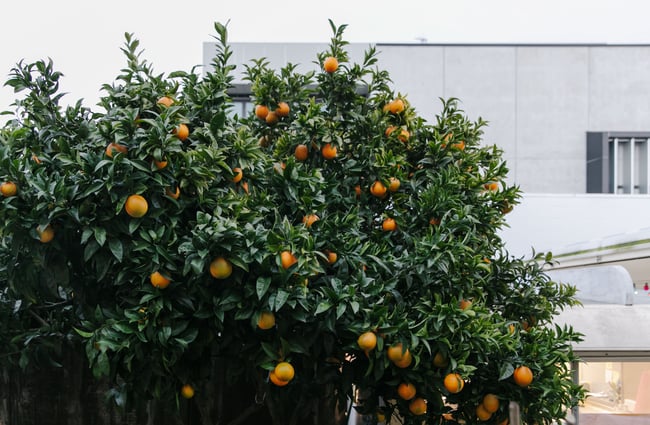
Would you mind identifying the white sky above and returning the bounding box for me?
[2,0,650,114]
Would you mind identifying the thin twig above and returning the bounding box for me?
[28,309,49,327]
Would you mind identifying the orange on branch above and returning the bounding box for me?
[357,331,377,352]
[275,101,290,117]
[513,365,533,387]
[323,56,339,73]
[231,167,243,183]
[408,398,427,416]
[397,382,417,400]
[443,373,465,394]
[173,123,189,141]
[38,225,54,243]
[180,384,194,399]
[157,96,174,108]
[257,311,276,330]
[269,370,289,387]
[125,195,148,218]
[105,142,128,158]
[209,257,233,279]
[370,180,387,198]
[274,362,295,382]
[321,143,337,160]
[255,104,269,120]
[382,218,397,232]
[294,144,309,161]
[150,271,171,289]
[1,181,17,197]
[280,251,297,270]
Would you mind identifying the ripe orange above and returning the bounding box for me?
[257,311,276,330]
[274,362,295,382]
[180,384,194,399]
[150,271,171,289]
[397,382,416,400]
[357,331,377,352]
[385,126,396,137]
[209,257,232,279]
[38,225,54,243]
[294,144,309,161]
[269,370,289,387]
[265,111,278,125]
[302,214,319,228]
[255,104,269,120]
[157,96,174,108]
[321,143,337,160]
[370,181,387,198]
[484,181,499,191]
[240,181,249,194]
[231,167,243,183]
[482,393,499,413]
[153,158,168,170]
[1,181,17,197]
[354,185,361,198]
[275,101,290,117]
[387,343,409,362]
[443,373,465,394]
[105,142,128,158]
[125,195,148,218]
[513,365,533,387]
[166,186,180,200]
[388,99,405,114]
[408,398,427,416]
[476,404,492,421]
[173,123,190,141]
[326,251,338,264]
[382,218,397,232]
[459,299,473,310]
[433,352,449,368]
[394,351,413,368]
[452,140,466,151]
[398,129,410,143]
[429,217,441,226]
[388,177,400,192]
[323,56,339,73]
[280,251,297,270]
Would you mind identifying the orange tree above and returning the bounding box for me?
[0,21,584,425]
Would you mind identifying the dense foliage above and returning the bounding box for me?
[0,21,584,425]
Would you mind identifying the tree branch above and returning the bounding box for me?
[27,309,49,327]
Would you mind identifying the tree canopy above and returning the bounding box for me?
[0,21,584,425]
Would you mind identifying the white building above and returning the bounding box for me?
[204,41,650,423]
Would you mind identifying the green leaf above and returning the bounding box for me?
[498,362,515,381]
[93,227,107,247]
[256,277,271,299]
[274,289,290,310]
[108,239,123,262]
[315,301,332,315]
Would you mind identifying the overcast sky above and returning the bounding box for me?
[2,0,650,115]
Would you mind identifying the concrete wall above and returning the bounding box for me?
[206,42,650,195]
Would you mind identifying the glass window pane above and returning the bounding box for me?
[579,360,650,424]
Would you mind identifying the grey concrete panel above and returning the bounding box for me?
[376,45,444,122]
[515,47,590,162]
[515,158,585,193]
[588,47,650,132]
[443,47,517,166]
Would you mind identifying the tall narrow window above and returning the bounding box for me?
[587,132,650,194]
